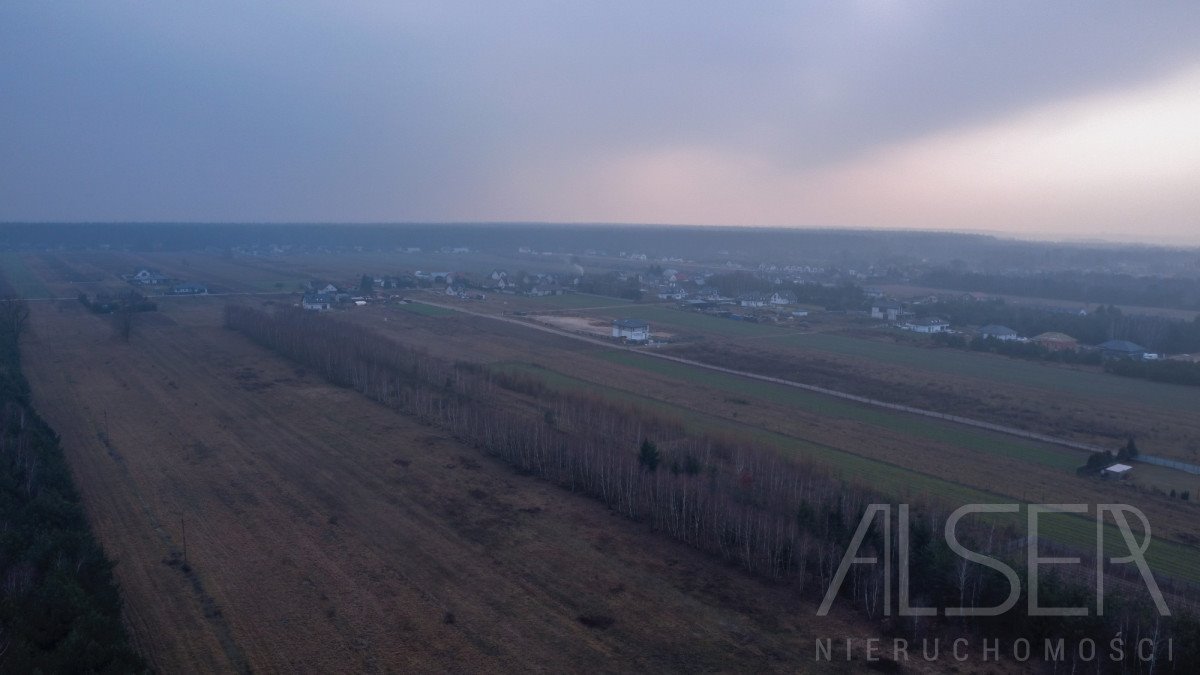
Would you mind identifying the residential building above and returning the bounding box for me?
[1098,340,1148,359]
[978,324,1019,341]
[612,319,650,342]
[302,293,333,311]
[902,317,950,333]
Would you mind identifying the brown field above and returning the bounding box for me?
[11,250,1200,670]
[22,297,897,673]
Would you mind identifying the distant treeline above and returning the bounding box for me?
[14,223,1197,275]
[918,300,1200,354]
[226,304,1200,669]
[919,269,1200,311]
[0,295,144,671]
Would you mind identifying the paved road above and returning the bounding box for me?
[413,298,1122,457]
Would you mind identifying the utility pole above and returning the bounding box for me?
[181,518,187,566]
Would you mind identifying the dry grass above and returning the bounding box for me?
[22,298,895,673]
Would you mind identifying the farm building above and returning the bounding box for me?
[1098,340,1147,359]
[170,284,208,295]
[770,291,798,305]
[1101,463,1133,479]
[870,301,904,321]
[902,317,950,333]
[302,293,333,311]
[612,319,651,342]
[1032,332,1079,351]
[979,324,1019,341]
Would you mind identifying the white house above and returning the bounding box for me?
[302,293,333,311]
[770,291,798,305]
[527,283,563,297]
[133,268,171,285]
[739,294,768,308]
[612,319,651,342]
[979,324,1019,341]
[1101,463,1133,479]
[902,317,950,333]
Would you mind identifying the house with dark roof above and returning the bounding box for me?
[979,324,1019,341]
[302,293,333,311]
[1098,340,1147,359]
[612,319,650,342]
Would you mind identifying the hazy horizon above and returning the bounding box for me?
[3,3,1198,244]
[5,221,1200,250]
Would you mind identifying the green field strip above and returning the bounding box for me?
[0,254,53,298]
[777,331,1197,411]
[488,361,1200,584]
[396,302,461,317]
[594,350,1086,471]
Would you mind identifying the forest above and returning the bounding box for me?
[226,304,1200,670]
[0,293,144,673]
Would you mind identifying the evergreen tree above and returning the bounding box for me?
[637,439,660,472]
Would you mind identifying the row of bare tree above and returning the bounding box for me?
[225,305,1198,669]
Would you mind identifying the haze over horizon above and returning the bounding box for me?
[3,2,1199,245]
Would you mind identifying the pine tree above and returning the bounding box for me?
[638,439,660,472]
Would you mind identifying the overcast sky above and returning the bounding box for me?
[2,2,1198,244]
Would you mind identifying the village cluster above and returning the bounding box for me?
[867,295,1168,361]
[122,260,1188,364]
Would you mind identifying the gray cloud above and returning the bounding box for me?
[2,1,1198,225]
